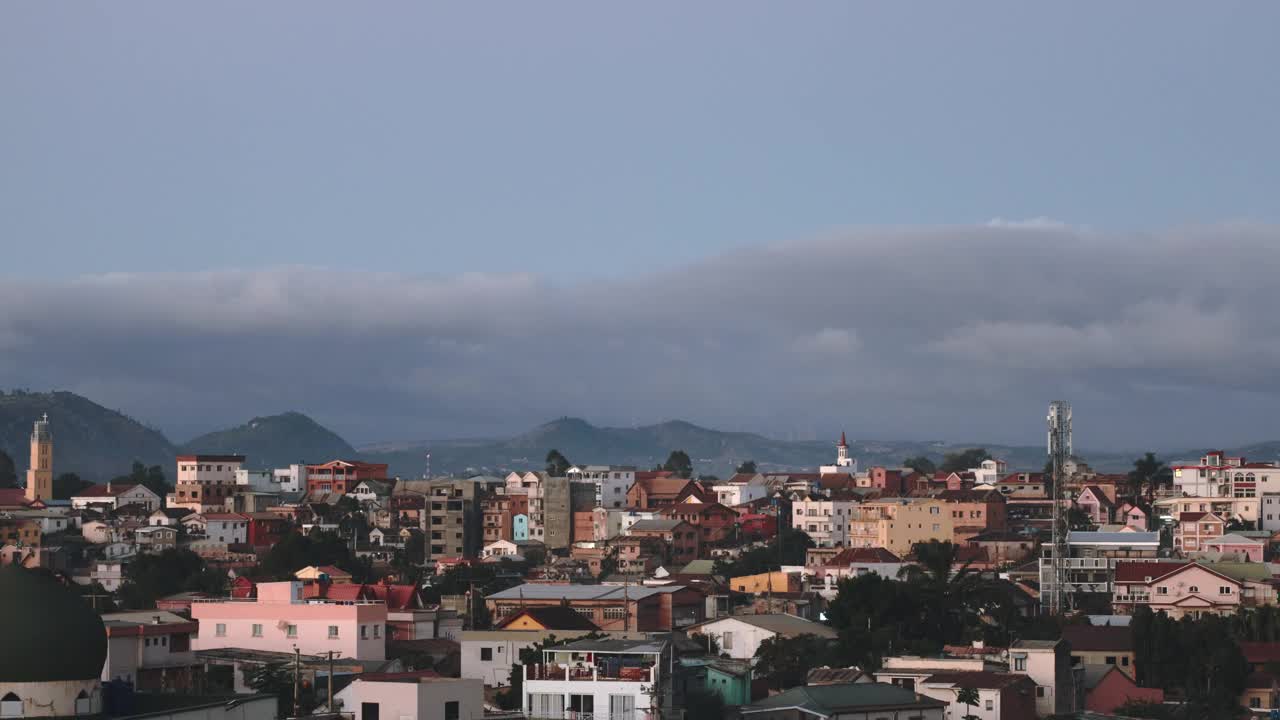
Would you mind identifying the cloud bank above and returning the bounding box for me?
[4,223,1279,449]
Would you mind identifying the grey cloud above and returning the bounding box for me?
[3,223,1280,449]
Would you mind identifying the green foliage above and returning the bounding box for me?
[1114,700,1173,719]
[1067,507,1095,531]
[662,449,694,478]
[181,412,356,470]
[1132,607,1249,718]
[111,460,170,498]
[736,460,757,474]
[258,531,362,580]
[53,472,91,500]
[826,540,1029,670]
[1127,452,1172,499]
[545,449,571,477]
[902,455,936,476]
[712,528,813,578]
[753,634,834,690]
[118,548,224,609]
[955,686,980,720]
[690,632,721,656]
[0,449,15,488]
[684,685,726,719]
[939,448,991,474]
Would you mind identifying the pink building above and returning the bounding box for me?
[1076,486,1115,526]
[1116,503,1149,531]
[191,581,386,660]
[1201,533,1266,563]
[1112,561,1241,619]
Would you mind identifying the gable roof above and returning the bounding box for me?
[1205,533,1264,546]
[922,671,1034,690]
[495,605,601,631]
[1079,485,1116,508]
[1113,560,1238,587]
[628,518,688,533]
[75,483,148,498]
[827,547,902,565]
[695,613,838,639]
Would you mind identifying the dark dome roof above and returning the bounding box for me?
[0,567,107,682]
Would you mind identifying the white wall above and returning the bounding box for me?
[692,617,777,661]
[336,679,483,720]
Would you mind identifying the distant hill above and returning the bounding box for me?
[0,390,175,481]
[358,417,1140,478]
[181,412,356,469]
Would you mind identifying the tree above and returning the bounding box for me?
[662,450,693,478]
[118,548,223,609]
[690,632,721,656]
[955,687,980,720]
[0,450,16,488]
[1128,453,1171,500]
[258,531,359,580]
[939,448,990,474]
[684,686,726,719]
[903,455,936,476]
[53,472,91,500]
[545,449,571,477]
[113,461,170,498]
[1067,507,1095,531]
[736,460,758,474]
[754,634,832,690]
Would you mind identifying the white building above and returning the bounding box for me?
[567,465,635,509]
[202,513,248,545]
[1171,450,1280,498]
[711,476,770,507]
[460,629,624,687]
[234,469,275,493]
[176,455,244,486]
[970,458,1009,486]
[100,610,200,689]
[790,496,854,548]
[333,676,482,720]
[592,508,657,541]
[71,483,162,511]
[684,614,838,662]
[273,464,308,494]
[524,638,668,720]
[819,432,858,476]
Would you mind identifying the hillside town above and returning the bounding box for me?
[0,408,1275,720]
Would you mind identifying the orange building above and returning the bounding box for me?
[306,460,389,495]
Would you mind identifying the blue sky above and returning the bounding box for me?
[2,4,1280,451]
[3,3,1277,279]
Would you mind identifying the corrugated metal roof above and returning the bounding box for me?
[486,583,679,601]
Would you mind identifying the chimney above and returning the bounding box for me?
[152,615,161,625]
[106,482,113,494]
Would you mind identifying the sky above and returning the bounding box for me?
[2,3,1279,450]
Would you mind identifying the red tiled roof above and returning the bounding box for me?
[1178,511,1209,522]
[366,583,423,611]
[76,483,141,498]
[0,489,29,507]
[304,583,372,602]
[1113,561,1192,584]
[827,547,902,565]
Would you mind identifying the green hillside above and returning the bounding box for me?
[181,412,357,469]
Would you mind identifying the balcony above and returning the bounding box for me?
[525,664,655,683]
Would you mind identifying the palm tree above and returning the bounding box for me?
[897,540,989,646]
[955,687,980,720]
[1128,452,1171,500]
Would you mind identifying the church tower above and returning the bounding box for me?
[836,431,852,468]
[26,413,52,502]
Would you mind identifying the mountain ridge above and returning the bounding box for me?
[1,391,1275,482]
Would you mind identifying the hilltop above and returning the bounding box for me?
[180,412,357,469]
[0,390,174,481]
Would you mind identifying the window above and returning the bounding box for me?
[1252,697,1263,709]
[481,647,494,661]
[573,607,595,618]
[215,623,227,637]
[1036,686,1046,698]
[361,702,380,720]
[329,625,339,639]
[1013,656,1026,671]
[604,607,626,620]
[1156,586,1168,595]
[251,624,263,637]
[445,701,460,720]
[286,624,297,638]
[722,631,734,649]
[373,625,381,638]
[1221,586,1233,595]
[1105,656,1117,665]
[360,625,368,639]
[2,692,22,718]
[985,700,993,711]
[1122,656,1130,666]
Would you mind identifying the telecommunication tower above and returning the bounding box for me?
[1047,401,1073,615]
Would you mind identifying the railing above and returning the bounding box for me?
[524,664,654,683]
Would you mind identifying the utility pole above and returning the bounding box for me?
[327,651,335,714]
[1047,401,1073,616]
[292,647,301,718]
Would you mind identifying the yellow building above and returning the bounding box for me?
[26,414,53,503]
[729,571,801,594]
[848,498,952,555]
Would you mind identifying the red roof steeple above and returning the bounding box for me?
[839,432,848,448]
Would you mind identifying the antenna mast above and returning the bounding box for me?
[1047,401,1073,616]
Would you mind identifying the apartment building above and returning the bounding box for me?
[848,498,953,555]
[306,460,389,496]
[101,610,201,691]
[1038,531,1161,605]
[1112,561,1242,619]
[395,478,483,561]
[936,489,1007,543]
[523,638,669,720]
[567,465,635,509]
[191,580,386,660]
[1171,451,1280,498]
[790,495,855,548]
[168,454,246,512]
